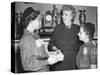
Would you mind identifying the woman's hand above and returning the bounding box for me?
[48,56,57,65]
[47,50,64,65]
[56,51,64,61]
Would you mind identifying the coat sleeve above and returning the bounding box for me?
[76,45,83,69]
[48,26,58,51]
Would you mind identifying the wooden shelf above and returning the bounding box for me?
[39,32,52,38]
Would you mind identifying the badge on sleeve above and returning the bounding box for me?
[83,47,88,55]
[36,39,45,47]
[36,39,42,47]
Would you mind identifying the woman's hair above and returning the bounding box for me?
[20,7,40,29]
[60,5,76,23]
[82,22,95,40]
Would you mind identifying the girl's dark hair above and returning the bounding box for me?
[20,7,40,29]
[82,22,95,40]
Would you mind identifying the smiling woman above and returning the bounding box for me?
[48,5,83,71]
